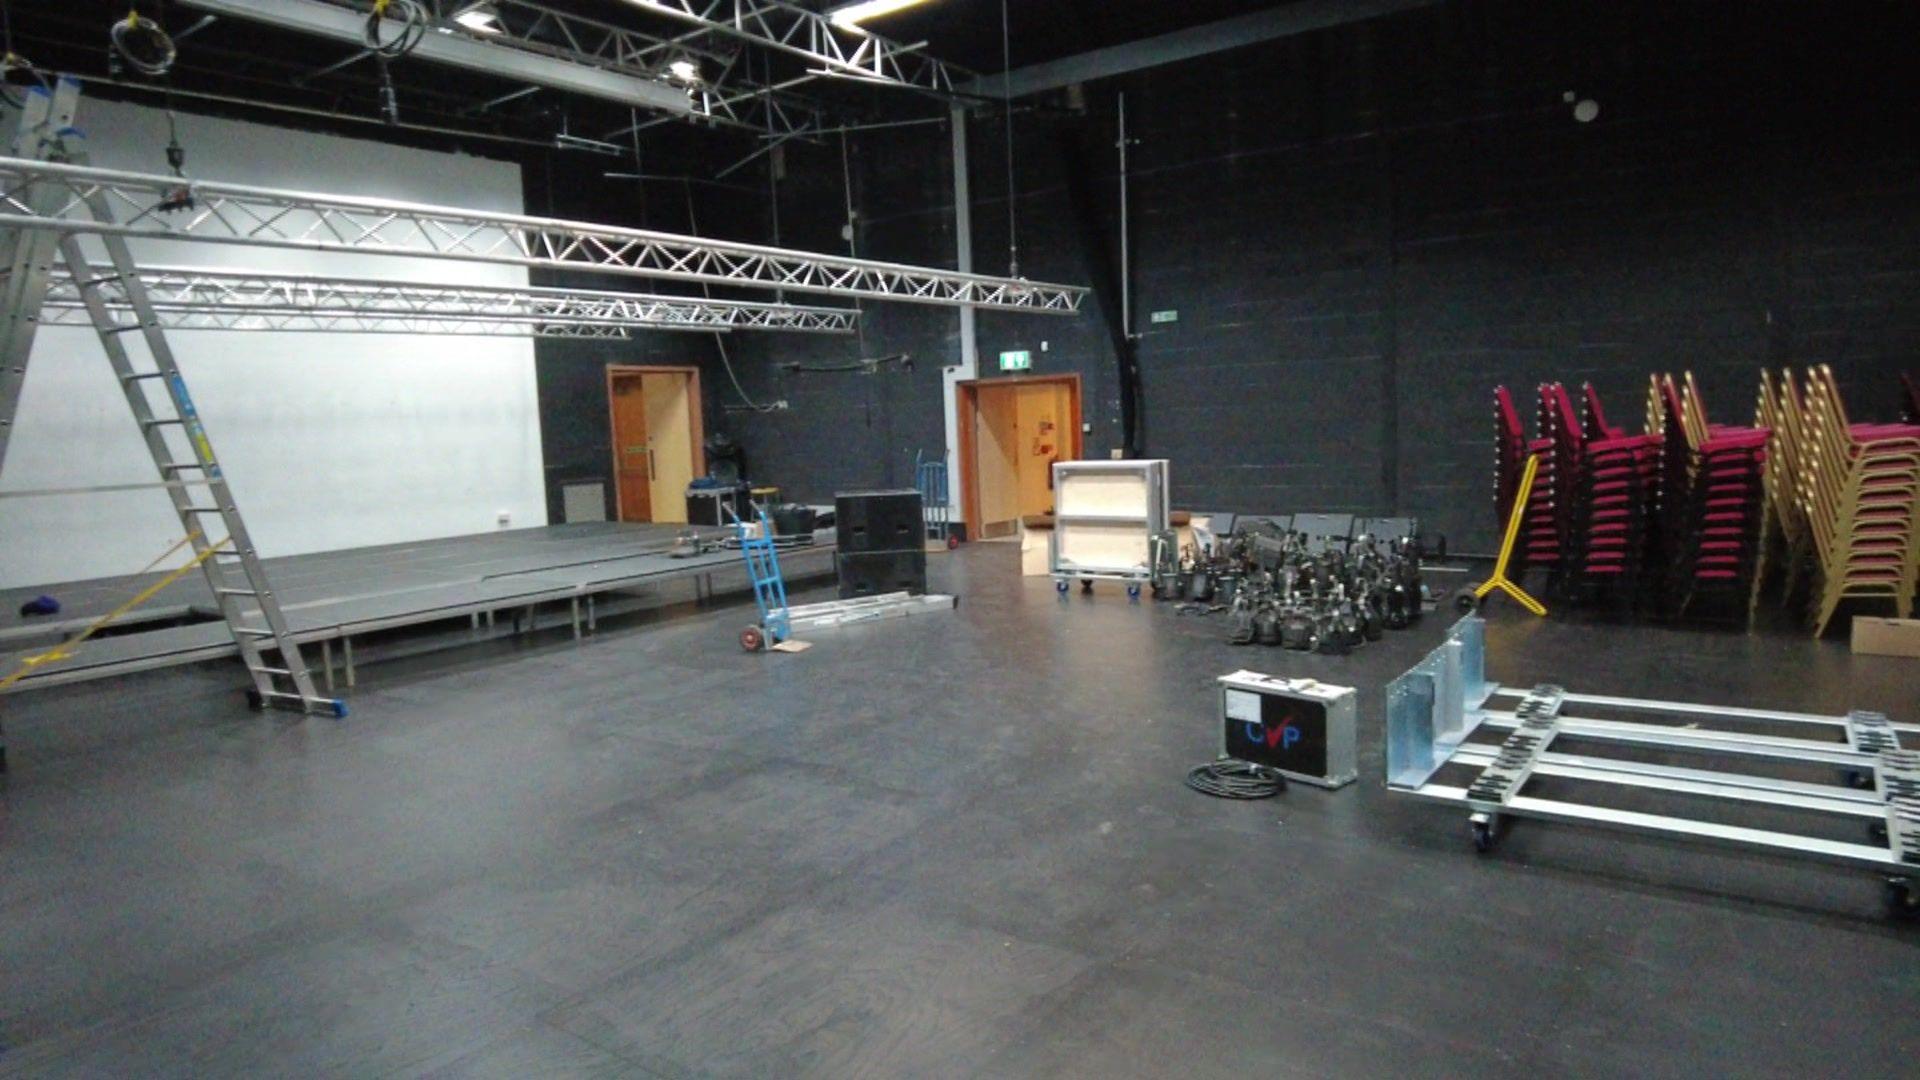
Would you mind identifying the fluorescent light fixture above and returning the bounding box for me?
[452,3,501,33]
[828,0,933,28]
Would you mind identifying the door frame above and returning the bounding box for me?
[606,364,706,523]
[955,373,1084,538]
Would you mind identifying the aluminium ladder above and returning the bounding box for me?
[0,78,342,717]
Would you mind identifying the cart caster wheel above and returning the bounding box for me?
[1453,588,1480,614]
[739,626,765,652]
[1845,769,1873,790]
[1055,579,1070,594]
[245,689,265,712]
[328,700,350,720]
[1869,820,1890,844]
[947,534,959,550]
[1126,583,1142,599]
[1471,820,1496,853]
[1080,579,1093,594]
[1883,878,1920,921]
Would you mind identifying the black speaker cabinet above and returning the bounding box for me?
[835,489,923,553]
[836,549,927,599]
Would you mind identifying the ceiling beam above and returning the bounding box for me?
[177,0,699,115]
[960,0,1440,99]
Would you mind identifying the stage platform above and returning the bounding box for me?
[0,523,832,694]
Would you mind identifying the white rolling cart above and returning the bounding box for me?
[1049,459,1170,598]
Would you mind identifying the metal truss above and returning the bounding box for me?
[182,0,969,138]
[37,264,861,336]
[618,1,970,96]
[0,158,1089,313]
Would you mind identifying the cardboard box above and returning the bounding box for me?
[1018,516,1052,576]
[1851,617,1920,658]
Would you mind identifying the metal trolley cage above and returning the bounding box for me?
[1387,615,1920,916]
[0,76,1090,720]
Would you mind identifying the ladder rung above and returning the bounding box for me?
[233,627,276,638]
[121,371,167,382]
[213,587,257,597]
[249,666,294,677]
[80,273,127,287]
[143,418,186,428]
[101,325,144,336]
[183,506,226,514]
[160,463,207,473]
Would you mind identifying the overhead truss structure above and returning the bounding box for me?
[40,264,860,337]
[180,0,973,139]
[0,157,1089,313]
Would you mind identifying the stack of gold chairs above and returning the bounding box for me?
[1771,364,1920,635]
[1642,373,1771,622]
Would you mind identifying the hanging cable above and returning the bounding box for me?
[839,128,870,359]
[685,182,779,415]
[1000,0,1018,277]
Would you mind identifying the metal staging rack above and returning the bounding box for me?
[0,75,1091,721]
[1387,616,1920,916]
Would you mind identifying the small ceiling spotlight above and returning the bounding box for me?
[829,0,936,29]
[667,56,703,85]
[1563,90,1599,123]
[451,2,502,34]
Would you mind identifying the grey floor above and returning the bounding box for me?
[0,544,1915,1077]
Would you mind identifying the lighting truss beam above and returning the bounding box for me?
[177,0,698,117]
[0,158,1089,313]
[35,264,862,335]
[620,0,970,96]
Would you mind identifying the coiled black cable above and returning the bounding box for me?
[110,10,176,77]
[363,0,428,58]
[1184,760,1285,799]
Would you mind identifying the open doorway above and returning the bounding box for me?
[956,374,1084,539]
[607,365,705,524]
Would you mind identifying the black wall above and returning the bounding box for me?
[530,1,1920,549]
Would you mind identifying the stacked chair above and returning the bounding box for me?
[1537,381,1657,603]
[1645,373,1771,621]
[1493,386,1560,574]
[1791,364,1920,635]
[1755,369,1812,605]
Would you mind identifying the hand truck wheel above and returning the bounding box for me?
[1453,587,1481,614]
[1079,579,1093,594]
[739,625,765,652]
[1055,579,1069,594]
[1884,878,1920,921]
[1126,582,1142,599]
[1470,818,1496,853]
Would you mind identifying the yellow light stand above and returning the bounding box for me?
[1474,453,1548,616]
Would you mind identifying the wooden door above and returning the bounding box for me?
[611,374,652,522]
[974,383,1022,537]
[1013,382,1070,517]
[641,371,694,524]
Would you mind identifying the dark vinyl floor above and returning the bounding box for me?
[0,544,1915,1077]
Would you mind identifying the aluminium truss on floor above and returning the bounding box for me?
[1387,616,1920,914]
[39,264,861,337]
[0,157,1089,313]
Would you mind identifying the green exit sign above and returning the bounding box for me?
[998,349,1032,371]
[1149,309,1179,324]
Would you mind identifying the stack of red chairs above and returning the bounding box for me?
[1493,386,1559,573]
[1648,372,1771,619]
[1538,382,1658,600]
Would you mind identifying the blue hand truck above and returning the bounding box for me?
[915,449,957,549]
[729,505,791,651]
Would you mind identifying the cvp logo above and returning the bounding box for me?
[1243,720,1300,750]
